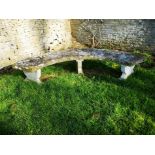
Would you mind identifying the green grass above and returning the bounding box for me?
[0,59,155,135]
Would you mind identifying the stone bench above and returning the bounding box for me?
[13,48,144,83]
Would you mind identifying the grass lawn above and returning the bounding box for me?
[0,59,155,135]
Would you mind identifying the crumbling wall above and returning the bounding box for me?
[1,19,155,68]
[71,19,155,52]
[0,19,72,68]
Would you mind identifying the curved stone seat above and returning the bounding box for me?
[14,48,144,83]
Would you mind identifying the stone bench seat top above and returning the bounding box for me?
[14,48,144,71]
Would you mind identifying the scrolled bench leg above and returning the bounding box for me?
[23,69,41,83]
[120,65,135,80]
[76,60,83,74]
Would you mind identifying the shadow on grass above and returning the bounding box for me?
[0,121,17,135]
[0,66,24,78]
[0,60,154,135]
[0,73,154,135]
[55,60,155,99]
[31,80,155,135]
[54,60,121,77]
[1,61,154,101]
[53,60,155,120]
[92,69,155,100]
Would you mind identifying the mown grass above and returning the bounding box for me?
[0,59,155,135]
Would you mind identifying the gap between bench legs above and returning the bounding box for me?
[120,65,135,80]
[23,69,42,83]
[76,60,83,74]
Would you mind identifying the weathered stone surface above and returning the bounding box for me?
[71,19,155,52]
[14,48,144,72]
[0,19,72,68]
[1,19,149,70]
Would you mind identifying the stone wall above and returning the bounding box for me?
[1,19,155,68]
[0,19,72,68]
[71,19,155,52]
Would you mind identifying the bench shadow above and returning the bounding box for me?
[1,61,154,101]
[54,60,155,100]
[0,64,154,135]
[53,60,77,73]
[0,66,24,77]
[53,60,121,77]
[93,69,155,100]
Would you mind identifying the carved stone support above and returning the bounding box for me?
[76,60,83,74]
[23,69,41,83]
[120,65,135,80]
